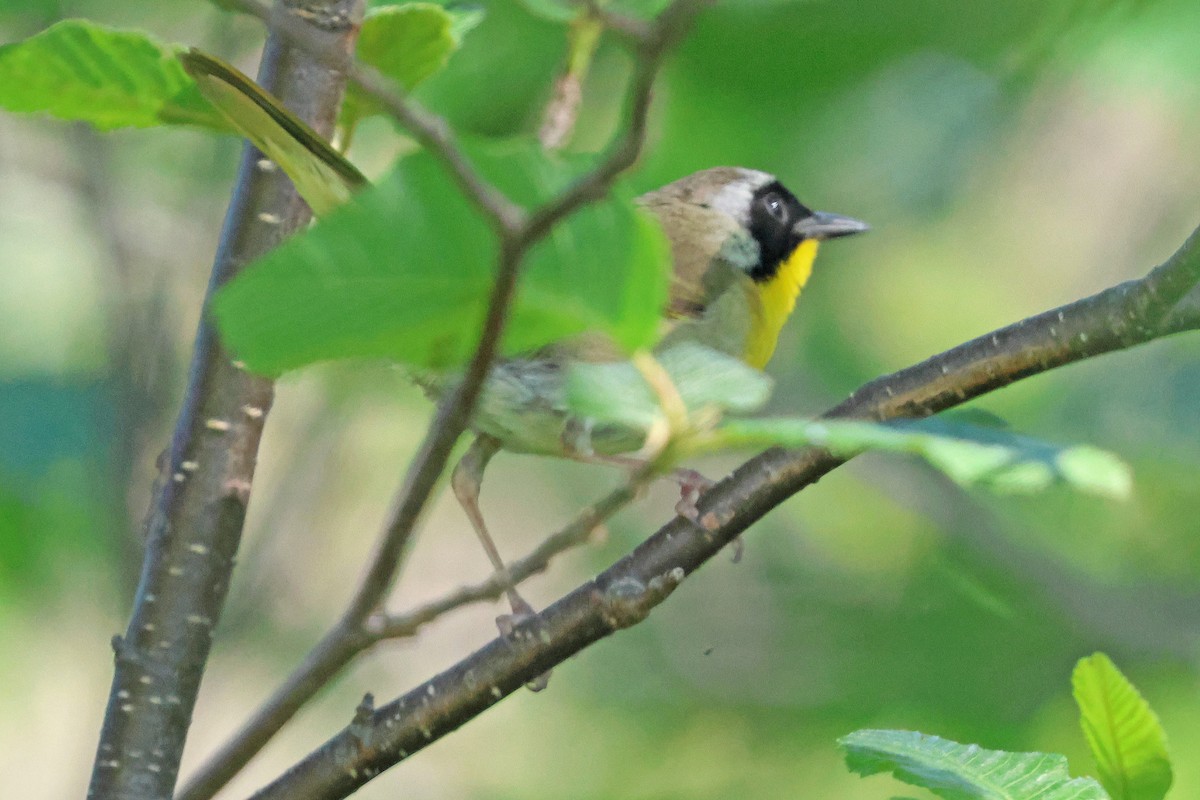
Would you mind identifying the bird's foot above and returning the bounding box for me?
[671,468,714,522]
[495,593,538,635]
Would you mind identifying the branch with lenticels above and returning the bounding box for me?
[85,4,368,800]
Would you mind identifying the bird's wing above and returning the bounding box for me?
[638,184,749,322]
[636,197,713,319]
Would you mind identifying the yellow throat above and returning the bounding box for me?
[744,238,820,369]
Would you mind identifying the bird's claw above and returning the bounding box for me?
[495,594,538,636]
[672,468,714,522]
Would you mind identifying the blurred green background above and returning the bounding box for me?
[3,0,1200,797]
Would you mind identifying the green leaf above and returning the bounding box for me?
[181,50,367,216]
[839,729,1109,800]
[712,417,1132,499]
[0,20,225,130]
[939,408,1011,430]
[341,3,481,131]
[1054,448,1134,500]
[213,140,670,374]
[1072,653,1173,800]
[565,343,773,430]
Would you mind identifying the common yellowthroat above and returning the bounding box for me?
[438,168,867,616]
[180,51,868,619]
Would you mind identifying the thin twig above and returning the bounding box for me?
[177,5,704,800]
[244,220,1200,800]
[539,13,603,150]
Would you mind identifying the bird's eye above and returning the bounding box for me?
[763,192,787,223]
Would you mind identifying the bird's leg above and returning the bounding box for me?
[450,434,536,622]
[576,455,742,559]
[664,468,744,561]
[669,467,714,522]
[575,453,716,522]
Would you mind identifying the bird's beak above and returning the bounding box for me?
[793,211,870,240]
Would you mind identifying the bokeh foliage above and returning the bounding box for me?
[2,1,1199,798]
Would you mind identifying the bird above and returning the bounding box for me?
[433,167,868,619]
[180,50,868,621]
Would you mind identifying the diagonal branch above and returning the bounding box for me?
[85,4,368,799]
[242,222,1200,800]
[176,4,705,800]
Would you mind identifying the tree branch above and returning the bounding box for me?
[86,4,367,799]
[176,5,704,799]
[242,222,1200,800]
